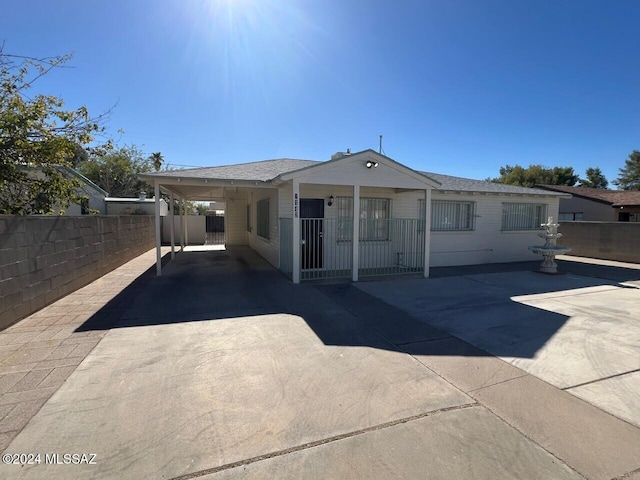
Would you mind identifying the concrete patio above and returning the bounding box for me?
[0,247,639,480]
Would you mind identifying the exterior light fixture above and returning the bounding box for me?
[365,161,379,169]
[327,195,334,207]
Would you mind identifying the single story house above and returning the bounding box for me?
[140,150,568,283]
[105,192,168,216]
[535,185,640,222]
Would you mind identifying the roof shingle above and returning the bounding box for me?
[148,158,320,182]
[143,157,565,197]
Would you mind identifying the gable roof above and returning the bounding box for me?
[140,154,566,197]
[60,166,109,197]
[277,149,441,188]
[535,185,640,207]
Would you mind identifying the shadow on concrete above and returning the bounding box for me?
[75,247,640,360]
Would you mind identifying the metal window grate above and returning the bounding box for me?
[418,199,475,231]
[257,198,270,239]
[337,197,391,241]
[501,203,547,231]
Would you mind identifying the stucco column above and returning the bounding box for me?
[292,179,301,284]
[423,188,431,278]
[169,191,176,259]
[352,184,360,282]
[154,181,162,276]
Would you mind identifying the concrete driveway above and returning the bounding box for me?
[1,248,639,479]
[357,256,640,428]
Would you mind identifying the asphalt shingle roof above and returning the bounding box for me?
[423,171,557,196]
[144,157,564,196]
[535,185,640,206]
[148,158,321,182]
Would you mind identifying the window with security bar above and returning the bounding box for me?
[257,199,270,239]
[337,197,391,241]
[418,199,475,231]
[501,203,546,231]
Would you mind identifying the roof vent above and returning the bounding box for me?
[331,149,351,160]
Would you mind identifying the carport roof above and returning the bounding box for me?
[141,158,320,182]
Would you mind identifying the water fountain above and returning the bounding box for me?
[528,216,572,274]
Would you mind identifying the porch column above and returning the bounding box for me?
[169,191,176,259]
[154,181,162,276]
[423,188,431,278]
[179,196,185,252]
[352,184,360,282]
[292,179,301,284]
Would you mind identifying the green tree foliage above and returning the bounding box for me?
[613,150,640,191]
[0,48,111,214]
[77,146,158,197]
[491,164,579,187]
[579,167,609,189]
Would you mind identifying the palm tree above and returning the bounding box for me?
[150,152,163,171]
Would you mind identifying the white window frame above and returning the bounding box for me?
[502,203,547,231]
[420,199,475,232]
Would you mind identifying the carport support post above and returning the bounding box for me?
[183,199,189,247]
[169,191,176,259]
[155,181,162,276]
[352,184,360,282]
[179,196,184,252]
[423,188,431,278]
[292,180,300,283]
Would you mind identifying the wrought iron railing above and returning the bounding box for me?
[279,218,425,281]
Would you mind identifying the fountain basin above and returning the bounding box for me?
[528,245,572,274]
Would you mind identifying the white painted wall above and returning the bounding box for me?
[289,182,561,268]
[224,189,248,246]
[429,193,560,266]
[161,215,206,244]
[245,187,280,268]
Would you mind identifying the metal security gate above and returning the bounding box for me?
[205,214,225,245]
[300,199,324,271]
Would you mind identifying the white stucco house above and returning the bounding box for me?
[139,150,569,283]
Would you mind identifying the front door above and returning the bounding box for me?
[301,199,324,270]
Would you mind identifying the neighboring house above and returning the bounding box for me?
[535,185,640,222]
[105,192,168,216]
[56,166,108,215]
[140,149,568,283]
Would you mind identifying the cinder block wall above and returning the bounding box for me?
[0,215,155,330]
[557,222,640,263]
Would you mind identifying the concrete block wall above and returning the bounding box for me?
[0,215,155,330]
[557,221,640,263]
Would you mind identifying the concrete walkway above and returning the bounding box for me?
[0,247,639,480]
[0,248,170,451]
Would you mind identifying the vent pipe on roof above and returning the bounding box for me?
[331,149,351,160]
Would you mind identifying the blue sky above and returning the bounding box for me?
[2,0,639,186]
